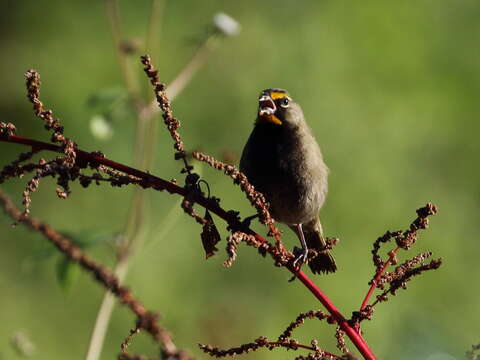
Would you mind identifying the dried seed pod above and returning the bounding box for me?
[201,209,221,259]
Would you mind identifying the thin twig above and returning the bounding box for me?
[104,0,142,110]
[166,35,219,100]
[145,0,165,60]
[86,4,162,357]
[0,189,188,358]
[200,336,340,359]
[139,34,219,121]
[359,204,438,312]
[0,130,377,360]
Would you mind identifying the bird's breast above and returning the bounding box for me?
[240,125,328,225]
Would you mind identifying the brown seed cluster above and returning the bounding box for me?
[0,149,37,184]
[140,55,193,174]
[141,54,210,234]
[395,203,437,250]
[335,328,349,354]
[181,195,207,225]
[350,306,374,325]
[2,154,140,216]
[278,310,329,342]
[192,151,286,256]
[200,310,342,359]
[294,354,338,360]
[1,72,145,216]
[192,152,273,225]
[353,203,441,330]
[371,203,437,268]
[372,257,442,305]
[223,231,291,268]
[200,337,339,359]
[140,55,183,152]
[377,252,433,288]
[0,121,17,137]
[371,230,402,268]
[25,70,76,168]
[200,337,271,358]
[120,326,141,353]
[97,165,143,185]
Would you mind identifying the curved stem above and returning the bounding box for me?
[0,134,376,359]
[105,0,142,111]
[293,268,376,359]
[359,247,400,311]
[85,259,130,360]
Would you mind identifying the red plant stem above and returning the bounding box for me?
[1,134,376,359]
[359,247,400,311]
[292,267,376,360]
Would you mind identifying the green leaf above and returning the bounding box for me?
[86,87,127,110]
[55,257,79,293]
[85,87,136,140]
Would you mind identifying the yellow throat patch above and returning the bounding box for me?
[258,113,282,125]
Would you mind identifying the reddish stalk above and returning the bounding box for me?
[292,268,376,360]
[359,247,400,311]
[0,133,376,360]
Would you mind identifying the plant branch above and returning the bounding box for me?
[88,3,166,358]
[104,0,142,110]
[359,247,399,311]
[354,204,439,332]
[145,0,165,60]
[86,260,130,360]
[139,33,220,121]
[0,189,189,359]
[292,269,374,359]
[0,132,376,359]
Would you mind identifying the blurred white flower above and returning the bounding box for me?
[213,12,241,36]
[90,115,113,141]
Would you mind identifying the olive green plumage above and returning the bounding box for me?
[240,88,336,274]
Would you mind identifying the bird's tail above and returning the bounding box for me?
[303,219,337,274]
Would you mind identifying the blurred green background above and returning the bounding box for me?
[1,1,479,359]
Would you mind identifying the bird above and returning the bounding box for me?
[239,88,336,274]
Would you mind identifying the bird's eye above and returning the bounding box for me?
[280,97,290,108]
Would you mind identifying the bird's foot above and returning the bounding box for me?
[288,248,309,282]
[292,246,309,270]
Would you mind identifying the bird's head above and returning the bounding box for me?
[256,88,302,127]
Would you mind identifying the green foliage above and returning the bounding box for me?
[87,87,131,140]
[55,256,79,293]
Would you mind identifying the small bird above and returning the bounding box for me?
[240,88,336,274]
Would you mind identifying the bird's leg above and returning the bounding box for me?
[293,223,309,270]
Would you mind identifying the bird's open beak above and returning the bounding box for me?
[258,95,276,116]
[258,95,281,125]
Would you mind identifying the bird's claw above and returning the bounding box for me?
[292,248,309,270]
[288,248,309,282]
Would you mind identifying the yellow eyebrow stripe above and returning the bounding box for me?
[270,91,288,100]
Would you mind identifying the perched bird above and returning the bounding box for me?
[240,88,336,274]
